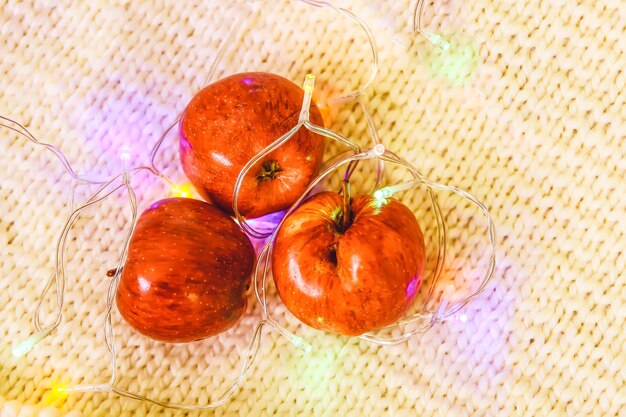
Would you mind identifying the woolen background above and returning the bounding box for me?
[0,0,624,416]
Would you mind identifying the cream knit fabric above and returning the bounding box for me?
[1,1,625,416]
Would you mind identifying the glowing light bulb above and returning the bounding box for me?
[119,145,131,161]
[50,382,69,400]
[373,187,393,201]
[459,313,468,322]
[43,381,71,405]
[285,333,312,353]
[303,73,315,94]
[365,145,385,158]
[12,330,47,357]
[171,183,194,198]
[427,33,450,51]
[12,339,35,357]
[374,179,421,202]
[299,74,316,123]
[294,337,313,353]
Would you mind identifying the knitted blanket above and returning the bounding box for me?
[0,1,624,416]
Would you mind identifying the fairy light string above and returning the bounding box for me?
[2,0,496,410]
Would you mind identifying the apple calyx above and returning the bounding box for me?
[326,241,339,265]
[257,160,283,181]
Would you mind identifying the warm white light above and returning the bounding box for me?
[373,144,385,155]
[299,74,316,123]
[119,145,131,161]
[303,73,315,94]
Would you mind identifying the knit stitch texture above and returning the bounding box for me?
[0,1,624,416]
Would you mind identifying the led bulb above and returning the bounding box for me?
[12,330,47,357]
[50,382,69,400]
[279,329,312,353]
[119,145,131,161]
[426,33,450,51]
[303,73,315,94]
[290,335,312,353]
[373,187,393,201]
[299,74,316,123]
[12,338,36,358]
[364,145,386,158]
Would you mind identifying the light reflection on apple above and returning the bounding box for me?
[405,276,420,299]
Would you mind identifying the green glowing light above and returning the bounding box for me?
[292,336,312,353]
[426,33,450,51]
[12,335,39,357]
[296,341,348,399]
[373,188,393,200]
[12,330,47,357]
[424,31,479,87]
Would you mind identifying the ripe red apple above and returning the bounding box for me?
[179,72,325,219]
[272,188,426,336]
[116,198,255,343]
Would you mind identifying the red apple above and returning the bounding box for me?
[179,72,325,219]
[116,198,255,343]
[272,188,426,336]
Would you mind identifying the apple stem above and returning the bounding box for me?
[341,180,351,232]
[106,267,121,278]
